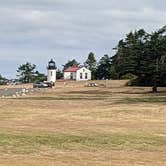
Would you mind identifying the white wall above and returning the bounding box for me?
[64,72,76,80]
[47,69,56,82]
[64,67,91,81]
[76,67,91,81]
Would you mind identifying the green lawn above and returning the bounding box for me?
[0,132,165,154]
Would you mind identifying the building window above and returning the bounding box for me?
[85,73,88,79]
[51,71,53,76]
[80,73,83,79]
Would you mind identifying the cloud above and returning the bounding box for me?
[0,0,165,78]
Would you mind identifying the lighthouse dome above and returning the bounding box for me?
[47,59,56,70]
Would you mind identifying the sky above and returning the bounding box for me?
[0,0,166,78]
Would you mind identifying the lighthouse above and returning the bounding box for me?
[47,59,57,83]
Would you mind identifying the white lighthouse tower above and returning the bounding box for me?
[47,59,57,83]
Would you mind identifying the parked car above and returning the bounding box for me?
[43,81,54,87]
[33,82,50,88]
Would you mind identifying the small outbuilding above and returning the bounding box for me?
[64,66,91,81]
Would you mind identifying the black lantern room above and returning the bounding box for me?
[47,59,57,70]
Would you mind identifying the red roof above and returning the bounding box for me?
[64,66,80,72]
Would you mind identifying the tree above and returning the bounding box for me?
[34,71,47,83]
[111,29,147,79]
[84,52,97,79]
[56,69,63,79]
[0,74,7,85]
[96,55,112,80]
[17,62,36,83]
[111,25,166,92]
[17,63,47,83]
[143,26,166,92]
[63,59,79,70]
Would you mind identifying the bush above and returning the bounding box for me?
[0,80,7,85]
[121,73,137,80]
[129,76,166,87]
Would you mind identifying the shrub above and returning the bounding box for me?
[121,73,137,80]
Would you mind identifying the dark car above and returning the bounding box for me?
[33,82,50,88]
[43,81,54,87]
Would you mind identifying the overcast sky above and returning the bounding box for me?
[0,0,166,78]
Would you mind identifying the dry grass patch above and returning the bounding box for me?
[0,81,165,165]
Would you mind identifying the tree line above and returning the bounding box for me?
[61,53,112,80]
[5,52,111,84]
[0,25,165,91]
[111,25,166,92]
[62,24,166,92]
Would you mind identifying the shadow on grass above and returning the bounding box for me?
[115,97,166,104]
[66,90,112,95]
[113,90,166,95]
[66,88,166,96]
[14,96,105,101]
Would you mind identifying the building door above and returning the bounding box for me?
[70,73,73,79]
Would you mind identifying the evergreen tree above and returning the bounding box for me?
[17,62,47,83]
[34,71,47,83]
[111,29,147,79]
[84,52,97,79]
[17,62,36,83]
[0,74,7,85]
[56,69,63,79]
[63,59,79,70]
[96,55,112,80]
[111,25,166,92]
[141,26,166,92]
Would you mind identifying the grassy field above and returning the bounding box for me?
[0,80,165,166]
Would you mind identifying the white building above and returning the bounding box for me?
[47,59,57,83]
[64,66,91,81]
